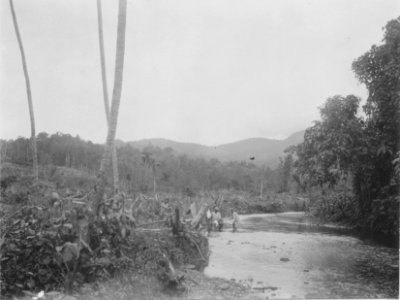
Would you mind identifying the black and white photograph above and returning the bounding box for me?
[0,0,399,299]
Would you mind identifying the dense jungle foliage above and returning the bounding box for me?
[292,18,400,237]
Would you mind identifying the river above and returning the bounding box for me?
[204,212,399,299]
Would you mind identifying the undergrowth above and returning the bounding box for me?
[0,172,209,298]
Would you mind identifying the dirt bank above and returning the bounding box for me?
[11,270,251,300]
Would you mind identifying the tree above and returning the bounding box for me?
[279,153,293,193]
[351,17,400,214]
[294,95,364,188]
[141,150,160,199]
[94,0,127,217]
[291,19,399,236]
[96,0,119,194]
[9,0,38,180]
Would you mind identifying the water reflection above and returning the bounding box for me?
[204,212,399,299]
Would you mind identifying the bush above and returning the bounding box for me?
[1,195,209,297]
[309,191,358,222]
[1,206,64,295]
[367,195,399,236]
[50,167,95,190]
[0,202,131,296]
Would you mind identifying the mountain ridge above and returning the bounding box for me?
[126,130,305,167]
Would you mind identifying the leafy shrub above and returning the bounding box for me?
[50,167,95,190]
[1,194,209,297]
[0,202,128,296]
[0,175,18,190]
[309,191,358,222]
[367,195,399,236]
[1,206,64,295]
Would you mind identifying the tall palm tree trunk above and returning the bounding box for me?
[153,171,157,200]
[97,0,119,194]
[9,0,38,181]
[94,0,127,216]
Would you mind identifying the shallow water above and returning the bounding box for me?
[204,212,399,299]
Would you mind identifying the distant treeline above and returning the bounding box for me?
[0,132,297,195]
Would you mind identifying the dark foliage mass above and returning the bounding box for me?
[0,196,207,297]
[292,18,400,237]
[0,202,125,296]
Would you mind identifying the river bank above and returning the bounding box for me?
[14,270,250,300]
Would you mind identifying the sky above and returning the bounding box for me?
[0,0,399,146]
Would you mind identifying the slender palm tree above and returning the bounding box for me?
[9,0,38,181]
[141,151,159,200]
[94,0,127,216]
[96,0,119,194]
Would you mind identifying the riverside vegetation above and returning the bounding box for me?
[0,163,217,299]
[1,161,282,299]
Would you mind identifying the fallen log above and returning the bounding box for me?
[135,228,170,232]
[136,220,166,228]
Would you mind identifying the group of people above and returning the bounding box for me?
[205,206,240,235]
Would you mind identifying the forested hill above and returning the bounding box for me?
[128,130,305,166]
[1,131,304,194]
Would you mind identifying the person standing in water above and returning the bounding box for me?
[232,209,239,232]
[206,207,213,236]
[213,207,223,231]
